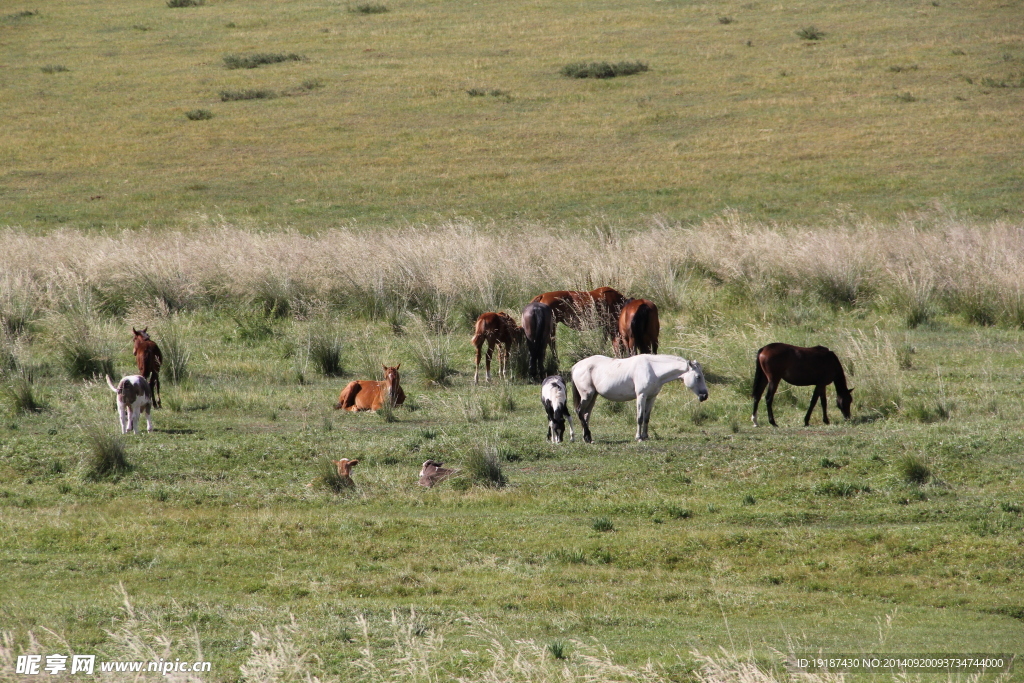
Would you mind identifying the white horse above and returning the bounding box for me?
[571,354,708,442]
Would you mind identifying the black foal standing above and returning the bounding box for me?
[751,343,853,427]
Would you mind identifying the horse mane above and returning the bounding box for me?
[830,352,851,394]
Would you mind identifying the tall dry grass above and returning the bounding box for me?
[3,215,1024,326]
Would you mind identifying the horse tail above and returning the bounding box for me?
[106,375,119,393]
[752,346,768,398]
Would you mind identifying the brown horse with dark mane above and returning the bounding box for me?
[530,286,626,338]
[335,365,406,412]
[751,343,853,427]
[132,328,163,409]
[613,299,660,356]
[471,311,523,383]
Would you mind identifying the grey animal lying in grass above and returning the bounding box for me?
[418,460,454,488]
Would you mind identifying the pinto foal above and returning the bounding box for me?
[132,328,163,409]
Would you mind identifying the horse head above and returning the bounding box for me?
[682,360,709,402]
[836,387,853,419]
[132,327,151,341]
[382,364,401,389]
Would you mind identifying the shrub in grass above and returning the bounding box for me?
[898,454,931,484]
[904,401,949,423]
[795,26,824,40]
[84,427,131,480]
[591,517,614,532]
[465,446,506,488]
[815,480,870,497]
[58,337,115,381]
[311,457,352,493]
[5,10,38,19]
[223,53,304,70]
[560,60,648,79]
[185,109,213,121]
[307,329,343,377]
[219,89,277,102]
[161,324,191,385]
[1,377,42,415]
[232,308,278,343]
[351,3,388,13]
[547,641,568,660]
[40,65,69,74]
[718,16,734,24]
[300,78,324,90]
[552,548,587,565]
[667,505,692,519]
[167,0,203,6]
[742,494,756,506]
[895,92,917,103]
[820,457,841,469]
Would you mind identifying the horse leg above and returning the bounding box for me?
[576,391,597,444]
[634,396,646,440]
[804,386,821,426]
[751,370,768,427]
[152,372,161,409]
[485,341,496,383]
[765,382,779,427]
[820,385,829,425]
[474,341,483,384]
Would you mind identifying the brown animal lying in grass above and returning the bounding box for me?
[418,459,454,488]
[335,364,406,411]
[332,458,359,487]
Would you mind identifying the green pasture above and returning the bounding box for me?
[1,305,1023,680]
[2,0,1023,230]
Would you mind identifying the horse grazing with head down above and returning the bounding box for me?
[571,354,708,442]
[521,302,555,381]
[335,365,406,412]
[751,343,853,427]
[132,328,162,409]
[613,299,660,356]
[471,311,523,383]
[531,286,626,338]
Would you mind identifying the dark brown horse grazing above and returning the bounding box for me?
[471,311,523,383]
[613,299,660,356]
[530,286,626,338]
[335,365,406,411]
[132,328,163,409]
[751,343,853,427]
[521,301,555,381]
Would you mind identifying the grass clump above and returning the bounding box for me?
[219,89,277,101]
[40,65,69,74]
[795,26,824,40]
[185,109,213,121]
[465,446,506,488]
[351,3,388,13]
[83,427,131,480]
[57,336,114,381]
[591,517,614,532]
[895,92,918,103]
[232,309,278,343]
[223,53,304,70]
[307,329,343,377]
[407,318,455,386]
[1,377,42,415]
[560,60,648,79]
[898,454,931,484]
[815,481,870,497]
[547,641,568,660]
[167,0,203,6]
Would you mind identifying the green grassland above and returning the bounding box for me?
[2,302,1023,680]
[2,0,1023,230]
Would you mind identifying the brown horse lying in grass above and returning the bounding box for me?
[530,286,626,338]
[613,299,660,356]
[752,343,853,427]
[471,311,523,383]
[335,365,406,411]
[132,328,162,408]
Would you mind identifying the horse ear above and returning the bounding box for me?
[395,363,400,370]
[132,328,139,335]
[141,327,147,334]
[349,459,360,467]
[848,388,854,393]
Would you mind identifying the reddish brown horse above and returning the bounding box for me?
[471,311,523,383]
[613,299,660,356]
[530,286,626,338]
[335,365,406,412]
[751,343,853,427]
[132,328,163,409]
